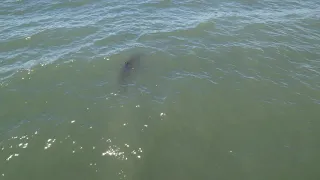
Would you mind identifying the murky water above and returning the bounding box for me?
[1,0,320,179]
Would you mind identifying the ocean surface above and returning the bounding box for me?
[1,0,320,179]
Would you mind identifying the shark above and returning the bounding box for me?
[117,53,145,92]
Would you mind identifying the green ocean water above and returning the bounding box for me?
[1,0,320,179]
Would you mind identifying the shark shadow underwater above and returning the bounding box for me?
[117,53,145,93]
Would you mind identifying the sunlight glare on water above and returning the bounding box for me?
[1,0,320,180]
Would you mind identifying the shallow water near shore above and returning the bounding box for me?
[1,0,320,179]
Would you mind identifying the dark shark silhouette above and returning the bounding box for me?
[117,53,144,92]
